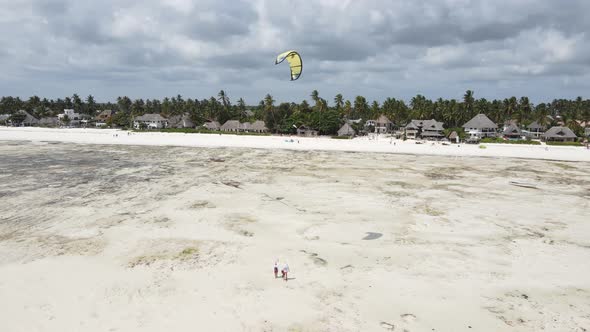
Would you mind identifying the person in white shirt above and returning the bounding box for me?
[273,260,279,278]
[282,263,290,281]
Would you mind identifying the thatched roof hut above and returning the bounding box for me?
[463,114,497,129]
[250,120,268,133]
[448,131,458,141]
[543,126,577,142]
[221,120,241,132]
[337,123,356,137]
[502,123,523,139]
[203,121,221,131]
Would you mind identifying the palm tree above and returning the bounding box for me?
[237,98,247,121]
[475,98,489,119]
[441,99,453,126]
[334,94,344,114]
[353,96,368,120]
[218,90,230,109]
[518,96,532,125]
[264,94,276,132]
[582,99,590,125]
[370,101,380,119]
[344,100,352,119]
[311,90,319,104]
[535,103,549,127]
[490,100,503,124]
[310,90,322,115]
[72,93,83,112]
[410,94,428,119]
[318,98,328,134]
[505,97,518,122]
[573,96,583,123]
[300,100,311,113]
[382,98,396,122]
[86,95,97,115]
[463,90,475,119]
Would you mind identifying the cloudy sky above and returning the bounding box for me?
[1,0,589,104]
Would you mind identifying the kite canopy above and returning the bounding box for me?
[275,50,302,81]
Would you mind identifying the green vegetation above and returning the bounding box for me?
[424,205,444,217]
[481,137,541,145]
[331,136,352,139]
[546,141,584,146]
[1,91,589,137]
[178,247,198,257]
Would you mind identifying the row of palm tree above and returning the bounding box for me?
[2,90,589,135]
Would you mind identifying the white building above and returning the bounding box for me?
[462,114,498,140]
[133,114,168,129]
[58,109,83,127]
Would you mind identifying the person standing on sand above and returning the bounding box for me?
[282,263,290,281]
[274,260,279,278]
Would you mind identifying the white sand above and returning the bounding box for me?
[1,130,590,331]
[1,126,589,162]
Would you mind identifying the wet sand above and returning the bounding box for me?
[1,141,589,331]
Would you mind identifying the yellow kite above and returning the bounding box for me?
[275,50,302,81]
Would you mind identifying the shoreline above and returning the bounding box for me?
[1,126,589,162]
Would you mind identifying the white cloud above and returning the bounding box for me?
[0,0,589,102]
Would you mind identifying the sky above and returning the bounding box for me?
[1,0,589,104]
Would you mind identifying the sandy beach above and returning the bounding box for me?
[1,129,590,331]
[1,127,589,162]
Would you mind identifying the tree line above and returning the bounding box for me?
[1,90,589,136]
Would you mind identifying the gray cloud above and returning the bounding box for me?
[0,0,589,103]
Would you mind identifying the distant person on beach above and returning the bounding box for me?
[282,263,290,281]
[274,260,279,278]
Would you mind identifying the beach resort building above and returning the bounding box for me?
[248,120,269,133]
[463,114,498,140]
[220,120,268,133]
[221,120,241,132]
[133,114,169,129]
[58,109,82,127]
[95,110,114,127]
[585,127,590,138]
[241,122,252,132]
[168,114,195,129]
[337,123,356,137]
[404,119,445,140]
[404,121,420,139]
[527,121,546,139]
[18,110,40,126]
[543,126,577,142]
[203,121,221,131]
[502,120,518,132]
[297,125,318,137]
[39,117,59,127]
[448,131,459,143]
[502,123,524,140]
[373,115,394,134]
[6,110,40,127]
[420,119,445,140]
[57,109,92,127]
